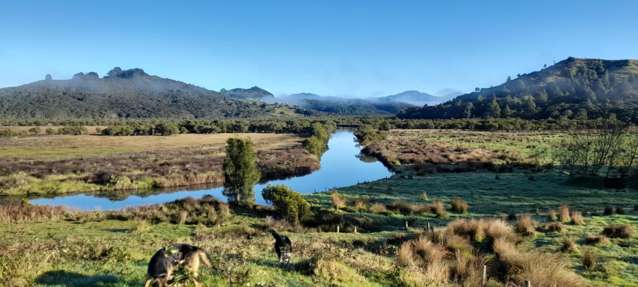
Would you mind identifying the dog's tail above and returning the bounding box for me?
[269,229,283,243]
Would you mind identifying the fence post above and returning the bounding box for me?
[524,280,531,287]
[405,220,409,231]
[481,264,486,287]
[337,224,340,233]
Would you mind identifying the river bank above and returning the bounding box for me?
[0,133,319,196]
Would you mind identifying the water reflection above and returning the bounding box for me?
[30,130,391,210]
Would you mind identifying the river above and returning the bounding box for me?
[30,130,392,210]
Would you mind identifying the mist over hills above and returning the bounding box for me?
[0,68,298,120]
[399,57,638,122]
[224,90,455,115]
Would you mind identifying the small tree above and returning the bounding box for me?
[223,138,261,206]
[262,185,312,225]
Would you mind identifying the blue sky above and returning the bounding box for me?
[1,0,637,97]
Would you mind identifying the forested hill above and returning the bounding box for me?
[398,58,638,122]
[0,68,297,120]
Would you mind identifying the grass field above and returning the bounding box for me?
[0,133,318,196]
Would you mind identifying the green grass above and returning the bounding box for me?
[310,171,638,217]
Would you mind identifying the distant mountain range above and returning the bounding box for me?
[0,68,298,119]
[398,57,638,122]
[224,89,456,115]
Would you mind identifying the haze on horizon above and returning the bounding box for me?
[1,0,638,98]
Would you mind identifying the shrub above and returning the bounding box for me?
[570,211,585,225]
[615,207,626,215]
[262,185,312,226]
[559,205,571,223]
[601,224,634,239]
[582,249,597,271]
[330,191,346,210]
[514,215,536,236]
[450,197,469,214]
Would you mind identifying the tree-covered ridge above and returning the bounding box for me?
[0,68,298,120]
[399,58,638,123]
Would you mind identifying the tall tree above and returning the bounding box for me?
[223,138,261,206]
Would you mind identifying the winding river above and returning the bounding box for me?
[30,130,392,210]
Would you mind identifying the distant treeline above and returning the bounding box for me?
[1,116,634,135]
[99,119,336,137]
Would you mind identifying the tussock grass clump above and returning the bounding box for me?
[353,199,367,212]
[570,211,585,225]
[547,209,558,222]
[368,203,387,214]
[330,191,346,210]
[113,195,229,226]
[429,200,448,219]
[493,239,585,287]
[560,239,579,253]
[450,197,469,214]
[312,258,371,287]
[397,238,449,285]
[602,224,634,239]
[538,222,563,233]
[514,215,536,236]
[583,234,610,245]
[559,205,571,223]
[446,219,515,246]
[582,249,598,271]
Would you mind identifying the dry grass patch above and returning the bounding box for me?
[514,215,536,236]
[450,197,469,214]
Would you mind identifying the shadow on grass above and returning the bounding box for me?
[35,270,132,287]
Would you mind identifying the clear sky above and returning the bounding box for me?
[1,0,637,97]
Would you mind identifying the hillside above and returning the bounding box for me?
[0,68,295,120]
[376,90,453,106]
[398,58,638,122]
[220,86,274,101]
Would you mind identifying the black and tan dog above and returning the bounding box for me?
[144,243,211,287]
[269,229,292,263]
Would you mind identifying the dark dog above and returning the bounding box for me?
[145,244,211,287]
[269,229,292,263]
[144,247,177,287]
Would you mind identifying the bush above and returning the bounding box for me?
[601,224,634,239]
[450,197,469,214]
[262,185,312,226]
[58,126,88,135]
[603,206,614,216]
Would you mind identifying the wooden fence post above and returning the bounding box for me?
[524,280,531,287]
[481,264,486,287]
[337,224,340,233]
